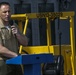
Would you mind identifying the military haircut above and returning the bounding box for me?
[0,2,10,8]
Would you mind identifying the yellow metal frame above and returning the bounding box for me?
[11,11,75,75]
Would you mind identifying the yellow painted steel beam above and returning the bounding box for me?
[22,45,71,54]
[19,18,29,54]
[11,14,27,21]
[11,11,75,20]
[46,17,52,46]
[69,16,76,75]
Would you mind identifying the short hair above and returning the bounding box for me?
[0,2,10,8]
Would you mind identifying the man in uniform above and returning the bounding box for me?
[0,2,28,75]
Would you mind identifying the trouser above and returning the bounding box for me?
[0,60,23,75]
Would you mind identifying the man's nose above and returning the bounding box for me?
[6,12,10,15]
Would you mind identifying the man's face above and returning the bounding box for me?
[0,4,11,22]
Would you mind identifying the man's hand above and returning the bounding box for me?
[11,25,28,46]
[11,25,19,35]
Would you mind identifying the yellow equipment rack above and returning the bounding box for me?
[11,11,76,75]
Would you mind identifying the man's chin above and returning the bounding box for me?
[5,18,10,21]
[4,20,9,24]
